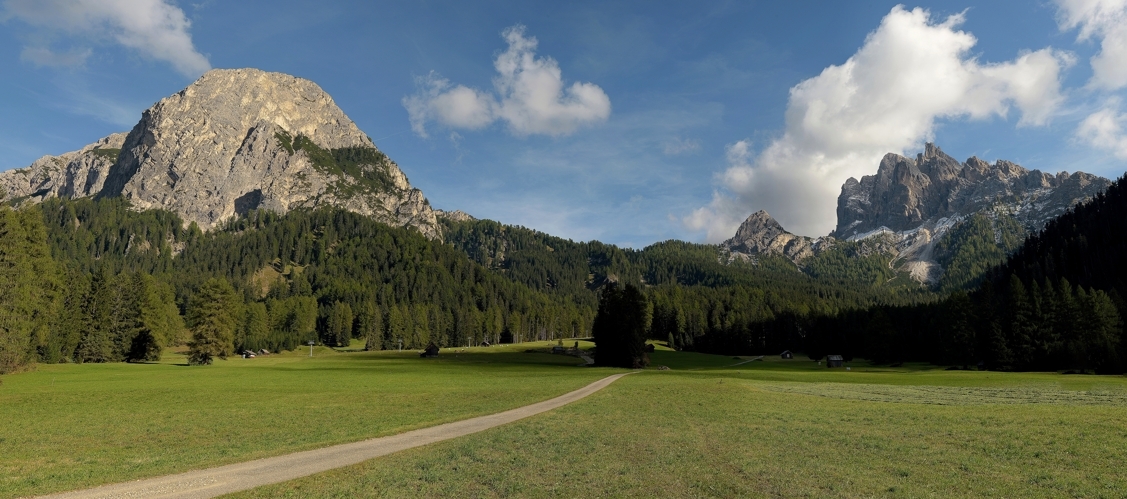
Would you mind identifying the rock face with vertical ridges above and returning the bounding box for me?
[1,68,441,239]
[832,143,1108,239]
[0,133,126,201]
[723,143,1110,285]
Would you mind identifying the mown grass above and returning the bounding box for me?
[0,342,612,498]
[231,353,1127,498]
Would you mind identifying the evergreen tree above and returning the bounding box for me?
[357,302,383,351]
[76,268,115,363]
[0,204,62,373]
[186,278,242,365]
[242,302,270,352]
[592,283,649,368]
[327,301,353,347]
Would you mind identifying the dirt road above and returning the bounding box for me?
[37,372,632,499]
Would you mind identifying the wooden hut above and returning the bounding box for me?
[780,350,794,359]
[420,342,440,358]
[826,355,843,368]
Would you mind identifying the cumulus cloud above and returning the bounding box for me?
[3,0,210,77]
[1077,98,1127,158]
[1055,1,1127,157]
[404,25,610,138]
[684,6,1071,240]
[1056,0,1127,90]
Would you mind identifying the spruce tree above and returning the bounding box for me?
[0,204,62,373]
[592,283,649,368]
[327,301,353,347]
[187,278,242,365]
[242,302,270,352]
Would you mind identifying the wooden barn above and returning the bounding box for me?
[826,355,843,367]
[780,350,794,359]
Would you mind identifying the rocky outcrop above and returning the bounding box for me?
[724,143,1110,286]
[722,210,831,263]
[1,68,441,239]
[0,133,126,201]
[436,209,477,223]
[833,143,1109,238]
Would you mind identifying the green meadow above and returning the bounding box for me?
[5,345,1127,498]
[0,343,611,498]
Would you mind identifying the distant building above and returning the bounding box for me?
[420,342,440,358]
[780,350,794,359]
[826,355,843,368]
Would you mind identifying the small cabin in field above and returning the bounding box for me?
[420,342,440,358]
[826,355,843,368]
[780,350,793,359]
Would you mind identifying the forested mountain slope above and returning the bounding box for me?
[793,173,1127,372]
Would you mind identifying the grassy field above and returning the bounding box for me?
[0,342,612,498]
[6,345,1127,498]
[227,352,1127,499]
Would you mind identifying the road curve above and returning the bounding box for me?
[37,372,633,499]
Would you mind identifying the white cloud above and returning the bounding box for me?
[1077,98,1127,158]
[3,0,210,77]
[1055,0,1127,90]
[1055,1,1127,158]
[684,6,1071,240]
[403,73,494,138]
[404,25,610,138]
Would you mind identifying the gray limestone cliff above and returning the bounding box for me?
[724,143,1111,285]
[722,210,830,263]
[833,143,1108,239]
[0,133,127,201]
[1,68,441,239]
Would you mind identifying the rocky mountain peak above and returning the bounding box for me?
[833,143,1108,239]
[722,210,824,263]
[725,143,1109,286]
[3,68,441,239]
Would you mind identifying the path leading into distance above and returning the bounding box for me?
[38,373,633,499]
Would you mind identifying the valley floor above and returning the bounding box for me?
[4,345,1126,498]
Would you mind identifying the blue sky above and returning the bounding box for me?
[2,1,1126,245]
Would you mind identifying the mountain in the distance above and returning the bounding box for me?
[723,143,1111,287]
[0,68,441,239]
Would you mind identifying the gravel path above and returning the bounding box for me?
[37,373,633,499]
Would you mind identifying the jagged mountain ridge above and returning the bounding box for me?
[723,143,1111,286]
[0,68,440,239]
[835,143,1107,238]
[722,210,832,263]
[0,133,127,200]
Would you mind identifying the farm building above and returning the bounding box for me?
[420,342,440,358]
[826,355,843,367]
[780,350,793,359]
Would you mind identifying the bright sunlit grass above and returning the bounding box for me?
[0,342,611,498]
[7,343,1127,498]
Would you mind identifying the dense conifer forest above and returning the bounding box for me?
[1,172,1122,374]
[753,175,1127,372]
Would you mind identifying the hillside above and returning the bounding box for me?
[792,173,1127,372]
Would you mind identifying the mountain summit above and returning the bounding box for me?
[833,143,1105,239]
[724,143,1110,286]
[722,210,826,262]
[1,68,440,238]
